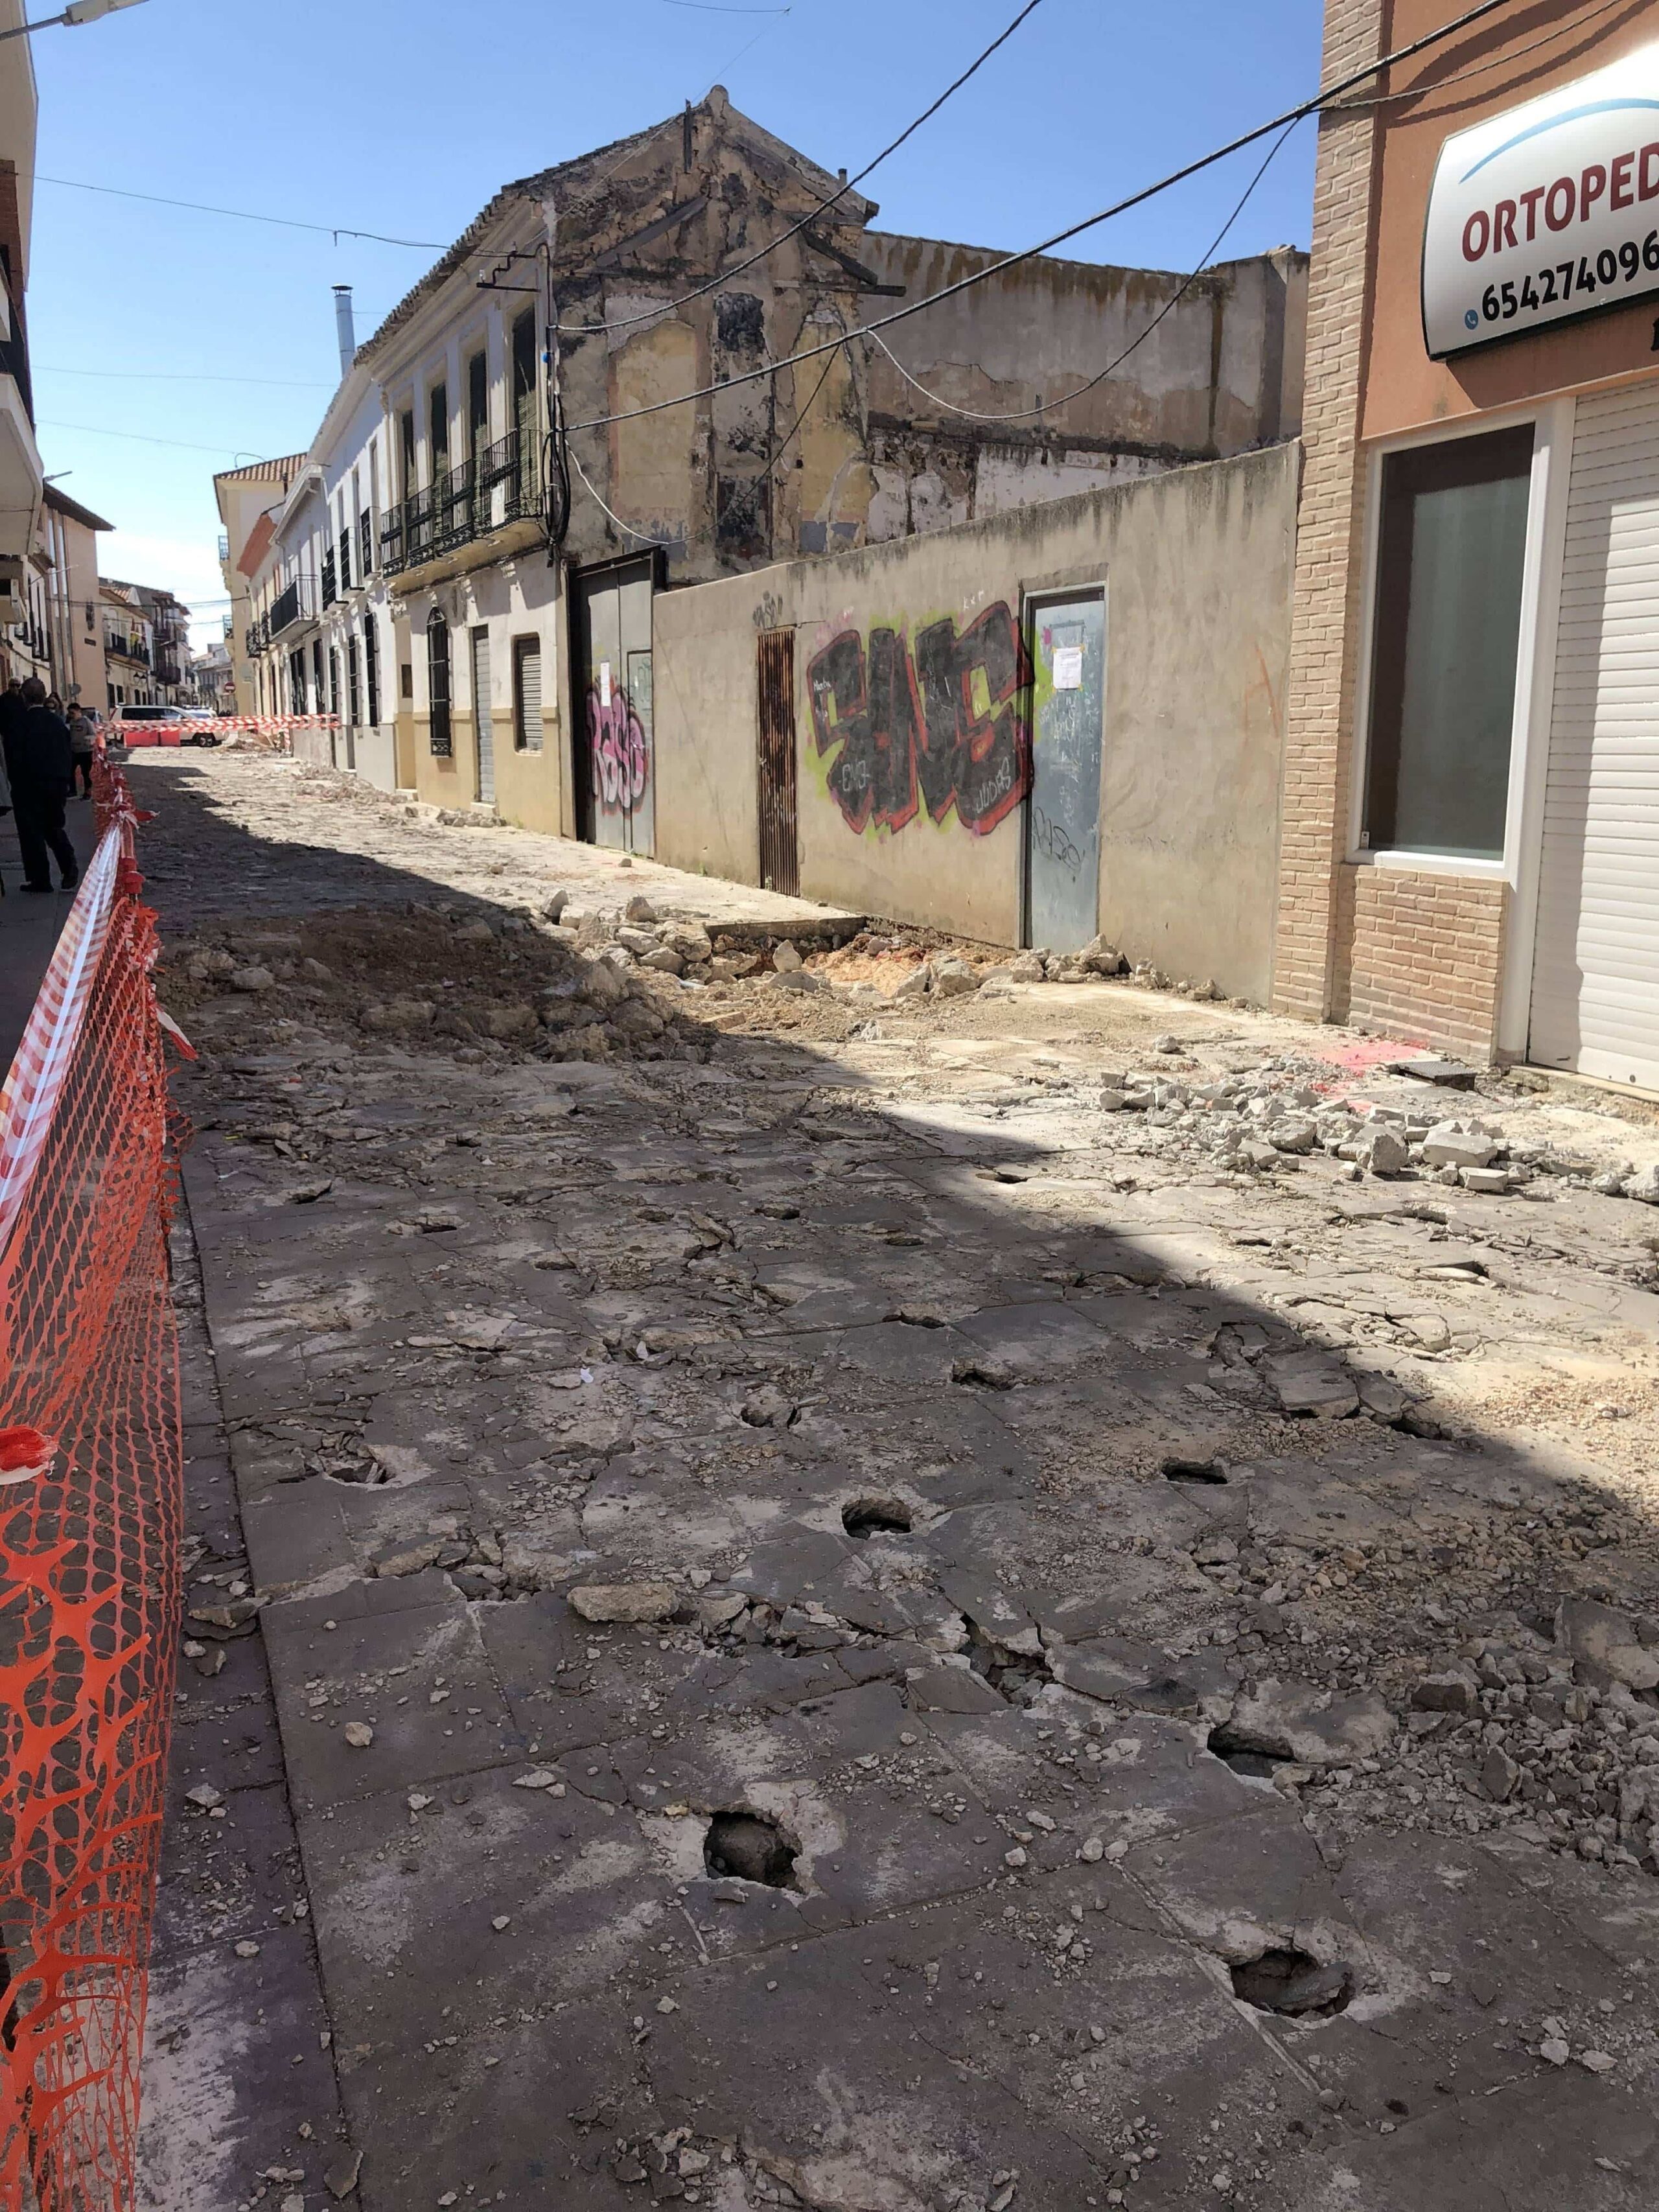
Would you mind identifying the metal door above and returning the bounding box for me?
[471,627,495,806]
[574,557,655,854]
[1529,384,1659,1088]
[1025,593,1104,953]
[756,627,798,896]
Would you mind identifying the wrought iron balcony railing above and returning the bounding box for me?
[381,433,539,578]
[269,576,316,639]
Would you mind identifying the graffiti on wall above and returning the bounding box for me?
[588,684,650,815]
[806,602,1030,837]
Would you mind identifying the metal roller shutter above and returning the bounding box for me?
[1529,382,1659,1090]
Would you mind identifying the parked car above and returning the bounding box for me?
[109,704,185,748]
[108,703,221,748]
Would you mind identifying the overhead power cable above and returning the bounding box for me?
[38,419,267,456]
[866,120,1300,425]
[38,363,333,388]
[563,0,1522,435]
[551,0,1048,336]
[1332,0,1627,111]
[36,172,443,248]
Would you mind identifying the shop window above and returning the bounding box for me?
[1362,423,1533,862]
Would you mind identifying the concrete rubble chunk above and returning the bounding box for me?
[1557,1596,1659,1692]
[1221,1679,1398,1767]
[1460,1166,1513,1194]
[1268,1118,1319,1154]
[1413,1670,1478,1715]
[1079,935,1126,975]
[1421,1123,1499,1170]
[1362,1125,1410,1176]
[569,1580,677,1624]
[771,939,803,972]
[930,957,979,999]
[893,965,930,1000]
[623,895,658,923]
[1482,1745,1519,1802]
[1624,1163,1659,1205]
[374,1537,445,1578]
[229,965,275,993]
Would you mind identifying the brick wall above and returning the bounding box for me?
[1273,0,1387,1022]
[1333,865,1511,1060]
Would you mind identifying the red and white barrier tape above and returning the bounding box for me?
[0,830,121,1265]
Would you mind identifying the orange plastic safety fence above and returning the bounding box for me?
[0,749,185,2209]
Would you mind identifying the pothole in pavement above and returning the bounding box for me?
[703,1810,800,1888]
[842,1498,913,1539]
[1229,1947,1353,2018]
[1205,1722,1290,1780]
[1163,1457,1227,1485]
[962,1616,1054,1705]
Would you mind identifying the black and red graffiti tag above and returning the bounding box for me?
[587,684,650,815]
[806,603,1031,837]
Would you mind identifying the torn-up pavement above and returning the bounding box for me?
[137,754,1659,2212]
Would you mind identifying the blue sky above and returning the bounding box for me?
[27,0,1322,642]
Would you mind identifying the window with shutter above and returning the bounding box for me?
[513,634,542,752]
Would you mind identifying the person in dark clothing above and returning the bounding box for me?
[3,677,78,893]
[67,705,96,798]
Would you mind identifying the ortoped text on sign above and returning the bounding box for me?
[1422,41,1659,358]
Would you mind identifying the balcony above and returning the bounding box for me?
[106,634,150,665]
[245,614,270,656]
[270,576,317,639]
[382,432,540,579]
[321,550,336,609]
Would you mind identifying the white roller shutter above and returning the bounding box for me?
[1529,381,1659,1090]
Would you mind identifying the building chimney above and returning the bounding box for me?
[332,285,356,378]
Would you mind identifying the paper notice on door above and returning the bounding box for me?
[599,661,612,708]
[1052,645,1084,691]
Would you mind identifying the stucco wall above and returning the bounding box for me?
[402,556,564,832]
[653,441,1296,999]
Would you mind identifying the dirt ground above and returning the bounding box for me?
[135,752,1659,2212]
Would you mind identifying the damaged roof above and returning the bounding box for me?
[358,86,877,366]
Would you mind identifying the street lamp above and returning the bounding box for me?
[0,0,148,38]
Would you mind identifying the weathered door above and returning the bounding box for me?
[574,557,655,854]
[471,627,495,807]
[1025,592,1105,953]
[756,627,798,896]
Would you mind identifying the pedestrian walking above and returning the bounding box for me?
[67,703,95,799]
[1,677,78,894]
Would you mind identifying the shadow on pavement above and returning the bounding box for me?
[131,751,1659,2212]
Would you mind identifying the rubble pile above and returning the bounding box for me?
[160,902,717,1065]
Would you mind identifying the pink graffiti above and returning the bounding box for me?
[588,686,649,813]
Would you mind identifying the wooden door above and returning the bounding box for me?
[756,627,798,897]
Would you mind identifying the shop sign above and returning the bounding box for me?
[1423,41,1659,357]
